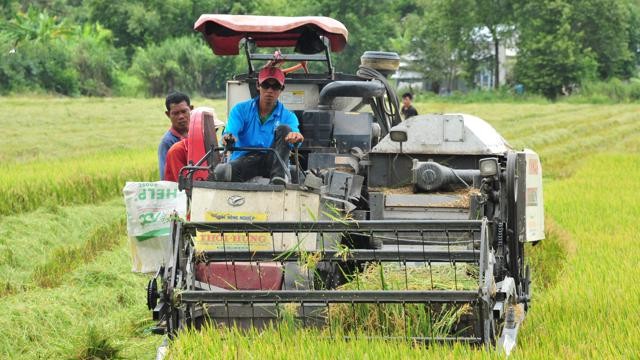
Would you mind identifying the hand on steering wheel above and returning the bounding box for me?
[222,134,236,146]
[285,132,304,144]
[222,134,236,154]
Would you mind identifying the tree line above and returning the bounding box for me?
[1,0,638,99]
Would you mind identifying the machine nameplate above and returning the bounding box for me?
[194,212,271,250]
[280,90,305,104]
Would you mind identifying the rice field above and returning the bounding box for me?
[0,97,225,215]
[0,97,638,359]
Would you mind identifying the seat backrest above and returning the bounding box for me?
[187,108,222,180]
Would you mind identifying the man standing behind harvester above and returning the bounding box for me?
[217,66,304,185]
[158,92,193,179]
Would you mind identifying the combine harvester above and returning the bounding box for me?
[144,15,544,356]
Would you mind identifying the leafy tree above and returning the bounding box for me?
[0,7,77,94]
[429,0,517,89]
[2,0,638,98]
[0,39,79,95]
[86,0,261,59]
[398,0,515,91]
[394,0,422,18]
[628,1,640,70]
[129,36,243,97]
[300,0,398,73]
[72,24,125,96]
[0,7,123,96]
[514,0,597,99]
[471,0,516,88]
[1,0,17,18]
[437,0,478,88]
[0,6,73,49]
[396,0,470,93]
[570,0,635,79]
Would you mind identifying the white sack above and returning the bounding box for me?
[123,181,186,273]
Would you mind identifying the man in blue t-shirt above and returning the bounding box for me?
[219,66,303,185]
[158,92,193,179]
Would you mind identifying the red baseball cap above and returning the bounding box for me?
[258,66,285,86]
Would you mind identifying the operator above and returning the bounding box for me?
[400,92,418,119]
[217,66,303,185]
[158,91,193,180]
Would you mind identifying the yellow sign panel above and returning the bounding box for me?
[194,211,272,251]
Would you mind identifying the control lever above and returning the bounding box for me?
[222,134,236,162]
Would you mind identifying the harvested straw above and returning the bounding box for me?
[368,187,482,208]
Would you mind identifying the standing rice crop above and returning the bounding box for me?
[326,262,476,338]
[0,149,156,216]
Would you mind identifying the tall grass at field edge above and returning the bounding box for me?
[527,216,576,291]
[168,324,500,360]
[416,88,548,104]
[567,78,640,103]
[0,149,157,216]
[518,154,640,358]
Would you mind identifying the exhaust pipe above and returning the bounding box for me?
[318,80,386,109]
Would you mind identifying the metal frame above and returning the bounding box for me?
[243,36,335,77]
[154,218,508,346]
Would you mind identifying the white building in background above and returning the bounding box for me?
[393,69,425,93]
[393,28,518,92]
[391,54,425,92]
[391,54,467,94]
[474,37,518,89]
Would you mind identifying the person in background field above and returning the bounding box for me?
[400,92,418,120]
[216,66,303,185]
[158,91,193,180]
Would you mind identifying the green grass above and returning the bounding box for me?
[0,96,226,165]
[168,325,496,359]
[517,154,640,358]
[0,199,125,296]
[31,215,126,288]
[0,97,226,216]
[415,88,549,104]
[0,201,157,359]
[1,97,639,359]
[527,217,575,290]
[0,150,157,215]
